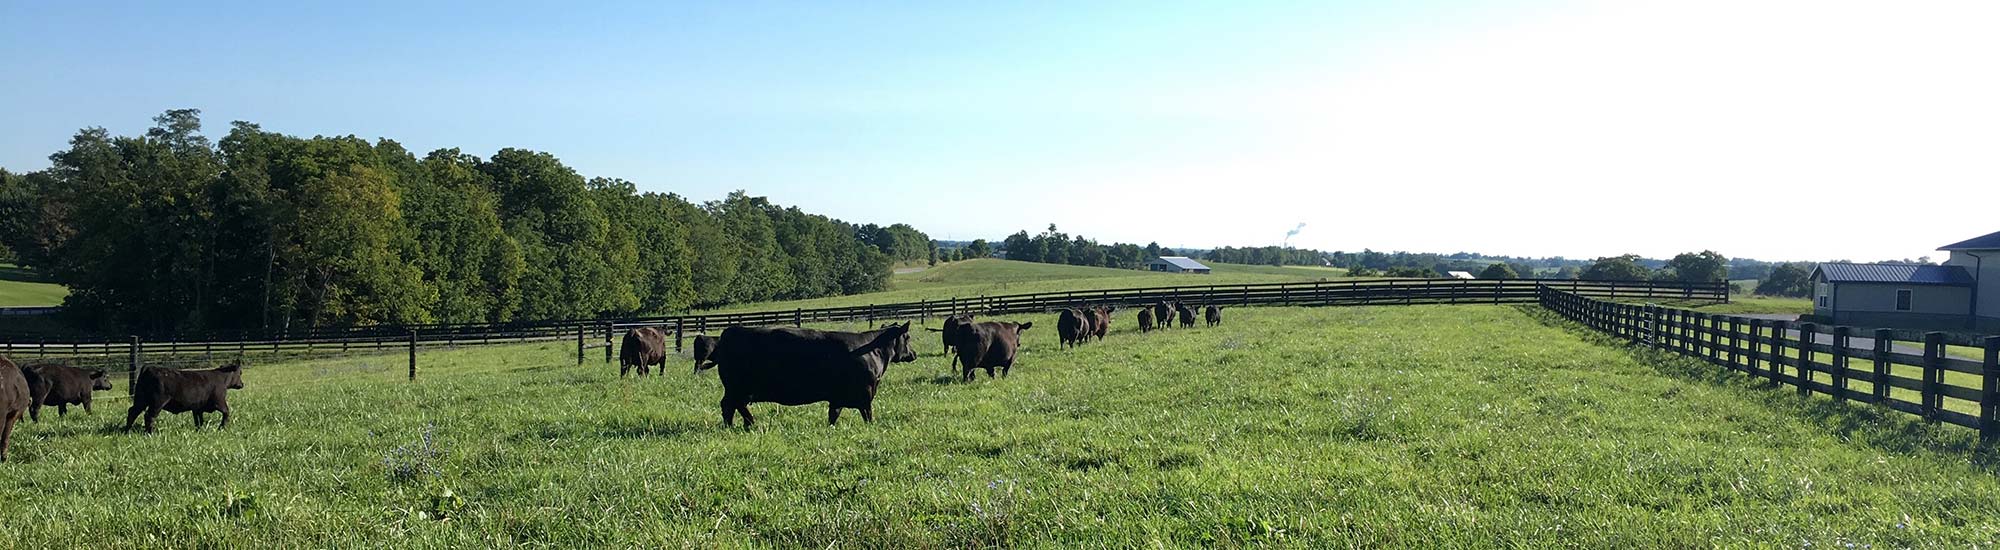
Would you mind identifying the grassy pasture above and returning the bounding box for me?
[0,264,67,307]
[3,304,1997,547]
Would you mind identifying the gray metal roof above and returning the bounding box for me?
[1938,230,2000,251]
[1154,256,1211,270]
[1811,263,1973,286]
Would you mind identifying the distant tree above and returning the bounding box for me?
[1553,265,1581,279]
[1756,262,1813,297]
[1478,263,1519,279]
[1580,255,1650,281]
[1159,248,1177,257]
[1665,250,1728,283]
[1386,266,1435,278]
[1145,242,1161,259]
[965,239,991,259]
[928,246,940,267]
[1000,231,1036,261]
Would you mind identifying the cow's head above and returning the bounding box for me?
[89,369,112,391]
[879,322,916,363]
[692,335,720,373]
[216,361,246,389]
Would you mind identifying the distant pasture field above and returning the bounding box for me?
[0,264,68,307]
[707,259,1345,313]
[2,304,1996,547]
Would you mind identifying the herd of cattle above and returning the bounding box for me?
[618,300,1226,429]
[0,300,1231,461]
[0,355,243,461]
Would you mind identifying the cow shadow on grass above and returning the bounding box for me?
[516,416,709,441]
[1517,305,2000,473]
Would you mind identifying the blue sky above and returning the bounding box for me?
[4,1,1996,262]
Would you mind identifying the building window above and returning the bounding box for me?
[1818,295,1829,308]
[1896,289,1913,311]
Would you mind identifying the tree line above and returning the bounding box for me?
[0,110,927,334]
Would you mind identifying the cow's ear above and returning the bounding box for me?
[1019,322,1033,331]
[91,370,106,378]
[217,362,242,372]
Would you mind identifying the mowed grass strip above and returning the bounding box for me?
[0,264,68,307]
[2,305,1996,547]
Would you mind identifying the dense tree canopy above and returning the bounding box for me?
[4,111,922,334]
[1580,255,1652,282]
[1756,262,1813,297]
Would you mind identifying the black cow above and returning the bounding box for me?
[1176,302,1197,328]
[1090,306,1114,341]
[1057,309,1088,349]
[1138,308,1155,333]
[1152,301,1174,330]
[620,327,668,377]
[1205,305,1224,327]
[955,321,1033,381]
[926,314,977,369]
[125,361,245,433]
[22,363,111,421]
[691,334,720,374]
[0,357,26,462]
[703,323,915,428]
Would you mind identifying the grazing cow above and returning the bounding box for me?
[955,321,1033,381]
[703,323,915,428]
[926,314,977,369]
[1176,302,1197,329]
[125,361,245,433]
[620,327,669,377]
[1152,301,1174,330]
[1205,305,1224,327]
[0,357,27,462]
[1138,308,1155,333]
[691,334,720,374]
[1090,306,1114,341]
[22,363,111,422]
[1057,309,1088,349]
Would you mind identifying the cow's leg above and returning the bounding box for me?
[57,403,67,417]
[193,411,205,429]
[827,405,841,426]
[860,403,874,423]
[1001,365,1011,378]
[217,404,231,429]
[27,402,38,423]
[737,405,755,430]
[124,403,143,431]
[83,397,93,414]
[0,410,15,462]
[962,367,974,382]
[620,364,630,378]
[143,405,161,433]
[721,398,737,426]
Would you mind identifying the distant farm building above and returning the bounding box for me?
[1147,256,1212,274]
[1811,263,1975,330]
[1447,271,1476,280]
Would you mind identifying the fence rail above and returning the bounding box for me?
[3,278,1725,375]
[1538,285,2000,441]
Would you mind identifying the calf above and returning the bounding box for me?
[1152,301,1174,330]
[1205,305,1224,327]
[1176,302,1197,328]
[955,321,1033,381]
[1089,306,1114,341]
[926,314,976,369]
[620,327,669,377]
[691,334,720,374]
[1138,308,1155,333]
[704,323,916,428]
[1057,309,1088,349]
[125,361,245,433]
[22,363,111,422]
[0,357,27,462]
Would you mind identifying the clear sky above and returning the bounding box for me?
[3,1,1995,263]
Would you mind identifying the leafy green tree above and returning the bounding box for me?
[1580,254,1651,281]
[1665,250,1729,283]
[965,239,991,258]
[483,148,623,319]
[1478,263,1519,279]
[1756,262,1813,297]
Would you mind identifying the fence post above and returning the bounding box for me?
[1797,322,1816,396]
[1747,319,1763,376]
[675,318,685,353]
[1831,326,1849,402]
[576,323,585,366]
[1981,336,2000,444]
[408,330,418,381]
[1923,332,1945,423]
[604,323,613,363]
[796,308,803,327]
[1768,320,1788,385]
[1873,328,1893,403]
[1726,317,1741,372]
[128,335,141,395]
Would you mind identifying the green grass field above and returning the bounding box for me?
[709,259,1344,313]
[4,303,1997,547]
[0,264,68,307]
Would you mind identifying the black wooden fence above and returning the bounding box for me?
[1538,285,2000,441]
[3,278,1725,379]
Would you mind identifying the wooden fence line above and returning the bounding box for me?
[1537,285,2000,442]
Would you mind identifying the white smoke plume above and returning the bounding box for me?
[1282,223,1306,246]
